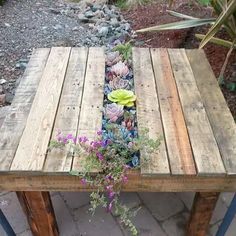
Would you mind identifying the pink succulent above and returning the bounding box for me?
[109,77,129,90]
[106,51,122,66]
[110,61,129,78]
[104,103,124,122]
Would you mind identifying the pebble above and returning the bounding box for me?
[0,79,7,85]
[84,10,94,18]
[53,24,63,30]
[4,23,11,27]
[98,26,109,37]
[0,94,6,105]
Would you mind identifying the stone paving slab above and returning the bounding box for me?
[1,191,236,236]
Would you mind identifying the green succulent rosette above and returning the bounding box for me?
[108,89,136,107]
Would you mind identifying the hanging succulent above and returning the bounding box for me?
[108,89,136,107]
[110,61,129,78]
[104,103,124,122]
[109,77,130,90]
[106,51,122,66]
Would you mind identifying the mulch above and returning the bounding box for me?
[122,2,236,118]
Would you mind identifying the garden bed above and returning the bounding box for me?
[122,1,236,118]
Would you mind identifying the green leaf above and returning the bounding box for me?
[136,18,215,32]
[199,0,236,48]
[195,34,236,48]
[167,10,198,20]
[227,82,236,91]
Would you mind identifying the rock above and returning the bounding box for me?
[84,10,94,18]
[5,92,14,104]
[53,24,63,30]
[50,8,61,14]
[0,79,7,85]
[0,94,6,105]
[98,26,109,37]
[15,62,27,69]
[91,36,99,43]
[0,85,3,94]
[110,18,119,27]
[4,23,11,27]
[78,13,90,23]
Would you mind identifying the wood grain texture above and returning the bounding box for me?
[72,47,105,172]
[0,48,50,171]
[186,49,236,175]
[151,48,196,175]
[168,49,225,175]
[17,191,59,236]
[10,47,71,171]
[133,47,170,175]
[186,192,220,236]
[44,48,88,172]
[1,173,236,191]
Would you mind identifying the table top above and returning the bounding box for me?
[0,47,236,191]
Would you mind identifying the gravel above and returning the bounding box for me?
[0,0,133,106]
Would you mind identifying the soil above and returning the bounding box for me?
[122,1,236,118]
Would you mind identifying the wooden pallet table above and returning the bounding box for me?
[0,47,236,236]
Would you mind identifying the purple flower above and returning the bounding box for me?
[97,130,102,135]
[81,178,87,185]
[122,175,128,183]
[107,201,113,212]
[96,152,104,161]
[108,191,115,199]
[66,133,74,140]
[79,136,88,143]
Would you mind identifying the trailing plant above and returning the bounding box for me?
[138,0,236,82]
[50,128,161,235]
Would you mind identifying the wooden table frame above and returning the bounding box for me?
[1,47,236,236]
[1,172,236,236]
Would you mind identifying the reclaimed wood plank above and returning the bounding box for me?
[168,49,225,175]
[0,48,50,171]
[17,191,59,236]
[133,47,170,175]
[186,192,220,236]
[151,48,196,175]
[10,47,71,171]
[72,47,105,172]
[186,49,236,175]
[1,173,236,192]
[43,48,88,172]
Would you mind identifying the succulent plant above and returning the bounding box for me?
[122,111,135,131]
[108,89,136,107]
[106,51,122,66]
[109,78,130,90]
[104,103,124,122]
[110,61,129,78]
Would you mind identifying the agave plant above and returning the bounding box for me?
[104,103,124,122]
[137,0,236,81]
[108,89,136,107]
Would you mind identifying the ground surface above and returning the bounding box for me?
[123,1,236,118]
[0,191,236,236]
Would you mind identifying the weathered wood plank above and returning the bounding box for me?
[133,47,170,175]
[186,49,236,175]
[43,48,88,172]
[186,192,220,236]
[1,173,236,192]
[72,47,105,172]
[10,47,71,171]
[151,48,196,175]
[168,49,225,175]
[16,191,59,236]
[0,48,50,171]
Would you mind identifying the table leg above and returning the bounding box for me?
[186,192,220,236]
[16,191,59,236]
